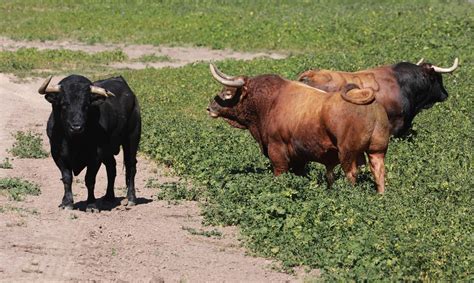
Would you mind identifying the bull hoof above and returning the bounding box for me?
[59,203,74,210]
[126,195,137,207]
[86,203,99,213]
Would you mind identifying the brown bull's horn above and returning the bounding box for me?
[38,75,61,94]
[432,58,459,73]
[90,86,115,97]
[209,63,245,88]
[416,58,424,65]
[213,64,235,80]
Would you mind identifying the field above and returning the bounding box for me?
[1,0,473,281]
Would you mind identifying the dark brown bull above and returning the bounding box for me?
[207,64,390,193]
[297,58,459,137]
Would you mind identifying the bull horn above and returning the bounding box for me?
[432,58,459,73]
[38,75,61,94]
[209,63,245,88]
[213,64,235,80]
[90,86,115,97]
[416,58,424,65]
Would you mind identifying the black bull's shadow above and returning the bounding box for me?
[73,196,152,212]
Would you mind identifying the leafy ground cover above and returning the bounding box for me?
[9,130,48,159]
[0,177,41,201]
[123,50,472,280]
[0,48,126,76]
[0,0,472,53]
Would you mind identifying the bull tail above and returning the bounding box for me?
[341,83,376,105]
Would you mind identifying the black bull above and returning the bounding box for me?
[38,75,141,211]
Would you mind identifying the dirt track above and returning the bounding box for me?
[0,43,301,282]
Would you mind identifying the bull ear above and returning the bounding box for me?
[44,93,59,104]
[240,85,249,101]
[90,93,107,106]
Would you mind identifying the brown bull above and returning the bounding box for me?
[297,58,459,137]
[207,64,390,193]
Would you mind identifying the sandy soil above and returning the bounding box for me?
[0,65,305,280]
[0,37,286,70]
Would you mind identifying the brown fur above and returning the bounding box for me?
[208,75,390,193]
[298,67,403,135]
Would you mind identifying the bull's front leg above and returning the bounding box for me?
[59,168,74,210]
[84,162,101,212]
[268,143,290,176]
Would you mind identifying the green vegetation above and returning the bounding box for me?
[182,226,223,238]
[0,48,127,76]
[0,177,41,201]
[154,181,201,201]
[0,1,472,53]
[0,157,13,169]
[124,50,472,280]
[0,204,39,215]
[135,54,173,63]
[0,0,472,280]
[9,131,48,158]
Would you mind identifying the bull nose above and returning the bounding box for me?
[70,124,84,133]
[207,107,219,118]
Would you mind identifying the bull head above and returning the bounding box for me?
[207,64,250,129]
[209,63,245,99]
[38,75,115,97]
[38,75,115,136]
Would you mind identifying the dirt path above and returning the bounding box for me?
[0,73,303,282]
[0,37,286,69]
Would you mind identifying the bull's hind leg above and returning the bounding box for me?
[122,106,141,206]
[325,164,336,189]
[368,152,386,194]
[123,140,138,206]
[84,162,101,212]
[339,152,358,186]
[102,156,117,203]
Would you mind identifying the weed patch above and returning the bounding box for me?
[155,182,201,202]
[0,177,41,201]
[0,157,13,169]
[135,54,173,63]
[9,131,48,158]
[182,226,223,238]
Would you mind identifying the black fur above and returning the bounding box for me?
[45,75,141,210]
[392,62,449,136]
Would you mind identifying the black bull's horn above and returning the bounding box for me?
[431,58,459,73]
[38,76,115,97]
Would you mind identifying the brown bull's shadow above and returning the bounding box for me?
[73,196,152,212]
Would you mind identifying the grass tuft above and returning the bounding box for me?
[0,177,41,201]
[9,131,48,159]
